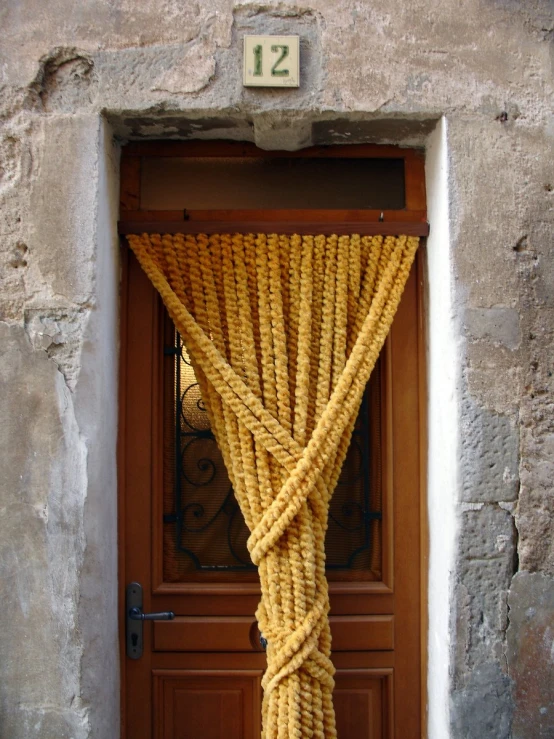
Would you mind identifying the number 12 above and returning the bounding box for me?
[253,44,290,77]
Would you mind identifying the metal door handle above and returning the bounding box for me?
[129,607,175,621]
[126,582,175,659]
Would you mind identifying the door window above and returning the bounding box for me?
[162,329,383,580]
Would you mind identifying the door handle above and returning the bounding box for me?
[126,582,175,660]
[129,607,175,621]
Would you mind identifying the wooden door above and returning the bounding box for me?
[119,245,424,739]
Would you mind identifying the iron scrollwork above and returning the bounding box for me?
[164,334,255,571]
[326,392,382,570]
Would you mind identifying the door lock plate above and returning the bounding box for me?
[125,582,175,659]
[126,582,144,660]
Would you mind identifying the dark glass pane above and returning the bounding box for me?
[142,156,405,211]
[163,335,254,577]
[326,387,382,573]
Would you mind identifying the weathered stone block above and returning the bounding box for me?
[454,506,516,684]
[465,307,521,350]
[451,662,513,739]
[461,398,519,502]
[28,115,99,307]
[508,572,554,738]
[459,505,516,562]
[312,117,438,145]
[0,323,88,738]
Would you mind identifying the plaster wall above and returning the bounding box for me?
[0,1,553,738]
[425,118,459,739]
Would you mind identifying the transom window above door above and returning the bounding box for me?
[140,155,406,210]
[119,140,428,237]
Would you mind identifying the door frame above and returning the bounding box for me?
[117,141,428,738]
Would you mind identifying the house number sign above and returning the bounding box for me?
[243,35,300,87]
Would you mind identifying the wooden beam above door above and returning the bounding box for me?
[118,219,429,236]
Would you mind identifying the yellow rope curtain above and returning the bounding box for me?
[127,232,418,739]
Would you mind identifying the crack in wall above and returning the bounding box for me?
[24,309,90,392]
[31,48,95,113]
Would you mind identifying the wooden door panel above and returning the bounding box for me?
[153,651,394,673]
[153,615,394,653]
[154,617,263,653]
[153,670,262,739]
[153,652,267,671]
[334,670,393,739]
[331,616,394,651]
[150,589,394,615]
[153,667,392,739]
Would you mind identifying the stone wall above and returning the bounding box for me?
[0,1,552,737]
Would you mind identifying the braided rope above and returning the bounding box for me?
[127,232,419,738]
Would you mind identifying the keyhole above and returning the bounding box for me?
[131,632,138,647]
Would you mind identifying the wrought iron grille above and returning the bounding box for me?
[163,332,382,576]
